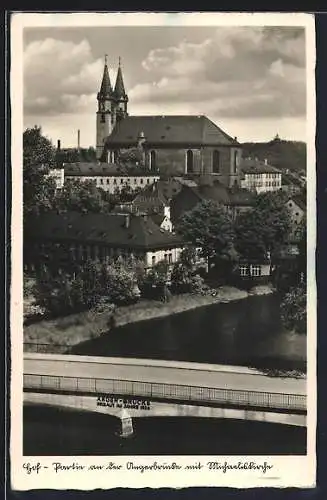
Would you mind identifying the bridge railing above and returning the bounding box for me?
[24,373,306,412]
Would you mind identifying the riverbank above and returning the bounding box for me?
[24,284,274,353]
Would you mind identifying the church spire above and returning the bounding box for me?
[98,54,112,98]
[114,56,127,99]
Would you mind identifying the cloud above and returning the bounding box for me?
[129,26,306,119]
[24,37,112,116]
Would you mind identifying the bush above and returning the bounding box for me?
[280,284,306,334]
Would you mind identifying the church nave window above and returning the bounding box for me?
[149,150,156,170]
[212,150,220,174]
[186,150,194,173]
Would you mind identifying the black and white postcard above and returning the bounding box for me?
[10,11,316,490]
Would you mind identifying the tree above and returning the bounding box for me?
[53,178,114,213]
[117,147,144,165]
[23,126,57,218]
[176,200,237,267]
[235,191,292,260]
[280,283,306,334]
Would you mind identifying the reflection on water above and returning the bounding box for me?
[73,295,306,371]
[24,405,306,456]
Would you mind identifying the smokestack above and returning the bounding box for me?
[57,139,61,150]
[77,129,80,150]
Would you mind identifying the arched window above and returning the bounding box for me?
[233,150,238,174]
[186,150,193,173]
[212,150,220,173]
[149,150,156,170]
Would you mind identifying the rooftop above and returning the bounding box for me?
[64,162,160,177]
[105,115,239,147]
[288,194,306,211]
[241,158,281,174]
[25,212,183,250]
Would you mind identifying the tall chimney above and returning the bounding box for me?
[57,139,61,150]
[77,129,80,150]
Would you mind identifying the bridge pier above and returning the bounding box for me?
[119,409,134,438]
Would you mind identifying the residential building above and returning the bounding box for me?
[45,167,65,189]
[24,211,184,274]
[286,194,306,228]
[64,162,160,193]
[240,158,282,193]
[95,57,243,188]
[170,178,256,225]
[235,258,272,285]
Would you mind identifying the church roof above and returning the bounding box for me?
[114,62,127,99]
[105,115,239,148]
[98,63,112,98]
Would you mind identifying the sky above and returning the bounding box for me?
[23,25,307,147]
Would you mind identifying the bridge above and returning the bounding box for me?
[24,353,307,427]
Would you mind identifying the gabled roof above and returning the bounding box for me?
[150,214,166,227]
[287,194,306,211]
[25,212,183,250]
[105,115,239,147]
[64,162,159,178]
[241,158,281,174]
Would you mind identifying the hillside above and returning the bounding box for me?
[241,139,306,174]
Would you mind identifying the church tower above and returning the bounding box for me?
[96,55,114,160]
[113,57,128,124]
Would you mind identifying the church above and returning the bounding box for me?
[96,57,243,189]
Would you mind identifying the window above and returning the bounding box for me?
[240,265,248,277]
[251,265,261,277]
[134,178,137,184]
[151,255,156,266]
[140,178,144,184]
[100,113,106,123]
[212,150,220,174]
[113,179,117,184]
[120,178,124,184]
[107,179,110,184]
[168,253,173,264]
[233,150,238,174]
[149,150,156,170]
[186,150,194,173]
[147,179,150,184]
[164,253,168,261]
[100,178,103,184]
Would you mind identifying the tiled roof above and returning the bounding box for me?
[150,214,166,227]
[288,194,306,211]
[227,188,256,206]
[105,115,239,147]
[64,162,159,177]
[241,158,281,174]
[25,212,183,250]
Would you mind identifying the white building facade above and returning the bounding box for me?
[240,159,282,193]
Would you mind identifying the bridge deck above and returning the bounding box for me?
[24,353,306,396]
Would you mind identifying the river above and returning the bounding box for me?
[72,294,306,372]
[24,294,307,455]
